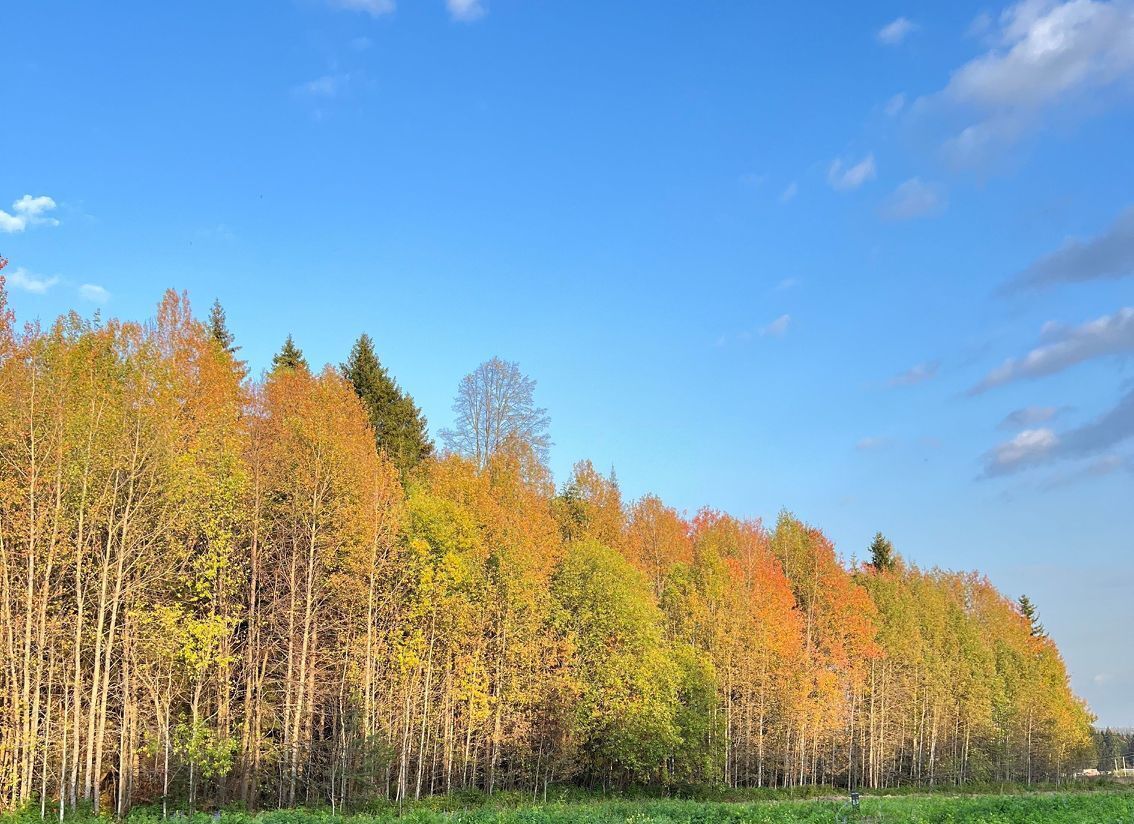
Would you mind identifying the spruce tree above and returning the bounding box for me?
[868,532,896,573]
[207,299,238,354]
[271,334,309,373]
[342,333,433,476]
[1017,594,1046,638]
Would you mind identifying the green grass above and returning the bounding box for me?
[7,789,1134,824]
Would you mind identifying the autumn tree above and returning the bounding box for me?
[440,358,550,469]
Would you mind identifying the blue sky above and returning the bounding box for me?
[3,0,1133,726]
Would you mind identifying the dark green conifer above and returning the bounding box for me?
[271,334,309,373]
[868,532,896,573]
[342,333,433,476]
[207,299,238,355]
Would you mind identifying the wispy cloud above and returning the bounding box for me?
[5,267,59,294]
[828,154,876,191]
[1003,205,1134,293]
[716,314,792,347]
[780,181,798,202]
[328,0,395,17]
[294,73,350,99]
[3,266,109,304]
[927,0,1134,165]
[877,17,918,45]
[775,277,799,291]
[857,436,889,451]
[982,387,1134,476]
[884,92,907,116]
[880,178,947,221]
[999,405,1067,430]
[760,314,792,338]
[1040,453,1131,489]
[889,360,940,387]
[79,283,110,304]
[0,195,59,233]
[970,307,1134,393]
[447,0,486,21]
[983,427,1059,475]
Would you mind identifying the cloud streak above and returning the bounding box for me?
[760,314,791,338]
[880,178,947,221]
[447,0,486,21]
[982,387,1134,476]
[889,361,940,387]
[877,17,918,45]
[5,267,60,294]
[999,405,1066,429]
[828,154,876,191]
[328,0,394,17]
[970,307,1134,393]
[1004,205,1134,292]
[929,0,1134,164]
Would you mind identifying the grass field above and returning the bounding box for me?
[7,789,1133,824]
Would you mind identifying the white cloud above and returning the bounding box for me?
[1004,205,1134,292]
[880,178,947,220]
[983,427,1059,475]
[877,17,919,45]
[760,314,791,338]
[780,181,799,202]
[889,360,940,386]
[884,92,907,116]
[79,283,109,303]
[0,194,59,233]
[971,307,1134,392]
[983,387,1134,475]
[933,0,1134,163]
[329,0,395,17]
[775,277,799,291]
[447,0,486,21]
[5,267,59,294]
[828,154,876,191]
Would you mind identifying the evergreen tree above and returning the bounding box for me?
[271,334,309,373]
[868,531,896,572]
[342,333,433,476]
[207,299,238,354]
[1018,594,1046,638]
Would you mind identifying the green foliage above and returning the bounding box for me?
[56,790,1134,824]
[1017,594,1046,638]
[868,532,896,573]
[669,644,724,784]
[551,541,680,781]
[173,719,238,780]
[271,334,308,373]
[207,299,238,354]
[342,332,433,476]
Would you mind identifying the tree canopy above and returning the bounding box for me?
[0,283,1095,816]
[342,332,433,476]
[441,357,550,468]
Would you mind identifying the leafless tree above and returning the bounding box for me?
[440,357,551,468]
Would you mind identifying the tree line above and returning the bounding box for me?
[0,285,1094,816]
